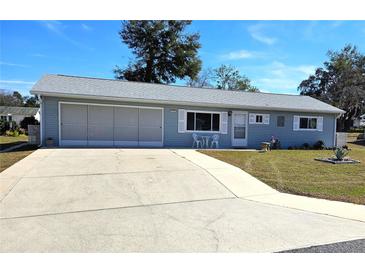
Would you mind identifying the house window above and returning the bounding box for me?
[256,115,263,123]
[0,116,7,121]
[8,115,12,122]
[249,113,270,125]
[299,117,317,129]
[186,111,220,132]
[277,116,285,127]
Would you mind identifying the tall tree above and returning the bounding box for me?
[24,95,40,107]
[114,20,202,84]
[0,90,23,106]
[186,68,214,88]
[213,65,259,92]
[298,45,365,131]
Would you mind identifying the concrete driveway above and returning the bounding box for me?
[1,148,364,252]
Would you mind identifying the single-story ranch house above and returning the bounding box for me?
[30,74,344,149]
[0,106,40,125]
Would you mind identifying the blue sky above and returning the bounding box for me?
[1,20,365,96]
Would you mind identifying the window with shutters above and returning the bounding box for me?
[249,113,270,125]
[185,111,220,132]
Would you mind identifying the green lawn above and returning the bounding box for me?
[0,144,38,173]
[0,135,28,151]
[200,143,365,205]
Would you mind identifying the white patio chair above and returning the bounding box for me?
[210,134,219,148]
[192,133,203,148]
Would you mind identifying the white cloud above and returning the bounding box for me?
[295,65,317,75]
[221,49,261,60]
[250,61,317,94]
[31,53,47,58]
[0,61,29,68]
[39,21,93,50]
[248,24,277,45]
[40,20,64,35]
[0,80,35,85]
[81,23,92,31]
[330,21,344,28]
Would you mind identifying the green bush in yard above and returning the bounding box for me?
[334,147,349,161]
[20,116,39,133]
[0,120,10,135]
[5,129,20,137]
[313,140,326,150]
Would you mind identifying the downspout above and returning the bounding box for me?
[39,95,43,147]
[333,113,341,147]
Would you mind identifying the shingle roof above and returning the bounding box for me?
[0,106,39,116]
[31,74,344,114]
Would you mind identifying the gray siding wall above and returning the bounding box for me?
[41,96,336,148]
[246,110,336,149]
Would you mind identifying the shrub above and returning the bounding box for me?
[20,116,39,132]
[313,140,325,150]
[0,120,10,135]
[302,143,310,149]
[334,147,349,161]
[19,128,26,135]
[348,127,365,133]
[5,129,20,137]
[287,146,293,150]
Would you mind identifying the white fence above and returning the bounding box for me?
[336,132,347,147]
[28,125,40,145]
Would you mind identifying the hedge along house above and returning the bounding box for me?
[30,74,344,149]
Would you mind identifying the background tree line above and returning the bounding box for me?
[298,45,365,131]
[0,90,39,107]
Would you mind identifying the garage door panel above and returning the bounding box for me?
[114,107,138,126]
[88,126,114,140]
[114,127,138,141]
[139,109,162,127]
[114,107,139,145]
[138,108,162,146]
[61,125,87,140]
[88,105,114,126]
[139,127,162,142]
[61,104,87,143]
[88,106,113,143]
[61,104,87,125]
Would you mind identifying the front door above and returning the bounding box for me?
[231,111,247,147]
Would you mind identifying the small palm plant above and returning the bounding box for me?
[334,147,349,161]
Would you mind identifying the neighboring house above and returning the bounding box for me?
[30,74,344,148]
[0,106,40,126]
[353,114,365,128]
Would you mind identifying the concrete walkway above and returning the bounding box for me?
[172,149,365,223]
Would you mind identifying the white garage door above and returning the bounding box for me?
[60,103,163,147]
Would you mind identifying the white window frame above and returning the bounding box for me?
[249,113,270,125]
[294,115,323,131]
[185,110,222,133]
